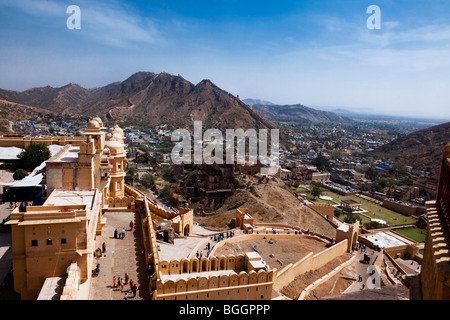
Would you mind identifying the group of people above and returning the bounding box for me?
[113,220,134,240]
[112,273,137,299]
[112,220,136,299]
[95,242,107,258]
[356,241,367,253]
[114,227,126,240]
[213,230,234,242]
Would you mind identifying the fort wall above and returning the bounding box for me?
[297,254,356,300]
[253,222,334,242]
[382,199,418,216]
[307,203,335,220]
[0,136,87,148]
[273,239,348,291]
[154,267,274,300]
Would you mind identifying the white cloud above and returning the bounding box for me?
[359,23,450,49]
[0,0,163,47]
[0,0,63,16]
[80,2,163,47]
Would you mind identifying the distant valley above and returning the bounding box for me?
[243,99,353,124]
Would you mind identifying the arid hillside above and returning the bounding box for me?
[196,174,336,239]
[0,99,53,133]
[374,121,450,178]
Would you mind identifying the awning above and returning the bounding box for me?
[0,147,23,160]
[0,144,63,188]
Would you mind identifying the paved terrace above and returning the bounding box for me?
[88,210,151,300]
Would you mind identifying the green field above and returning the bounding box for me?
[394,227,426,243]
[292,186,418,226]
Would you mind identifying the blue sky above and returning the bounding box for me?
[1,0,450,119]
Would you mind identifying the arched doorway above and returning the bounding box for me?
[352,232,358,251]
[184,224,190,236]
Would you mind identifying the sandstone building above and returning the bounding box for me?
[4,118,194,299]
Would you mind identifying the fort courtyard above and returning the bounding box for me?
[88,210,150,300]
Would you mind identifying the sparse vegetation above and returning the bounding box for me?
[160,184,171,199]
[127,167,137,175]
[140,173,157,187]
[13,168,28,180]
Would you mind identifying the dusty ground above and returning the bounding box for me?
[197,174,337,239]
[281,253,355,300]
[213,237,328,270]
[0,170,15,184]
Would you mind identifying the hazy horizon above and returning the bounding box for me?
[1,0,450,119]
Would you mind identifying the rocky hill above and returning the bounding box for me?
[0,99,54,133]
[0,72,276,131]
[374,121,450,177]
[251,103,353,124]
[196,173,337,239]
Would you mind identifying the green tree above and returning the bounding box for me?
[162,165,173,176]
[310,183,322,199]
[312,154,330,172]
[364,220,384,229]
[160,185,171,199]
[18,143,51,169]
[13,169,28,180]
[127,167,137,175]
[184,170,198,183]
[141,173,157,187]
[343,211,362,224]
[334,208,343,218]
[136,156,146,163]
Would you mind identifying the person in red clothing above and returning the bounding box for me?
[129,279,134,291]
[129,220,134,230]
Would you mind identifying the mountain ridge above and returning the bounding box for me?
[0,72,277,131]
[251,103,354,124]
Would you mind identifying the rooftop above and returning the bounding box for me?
[0,146,23,160]
[341,199,360,205]
[45,190,96,211]
[360,231,415,249]
[58,146,79,163]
